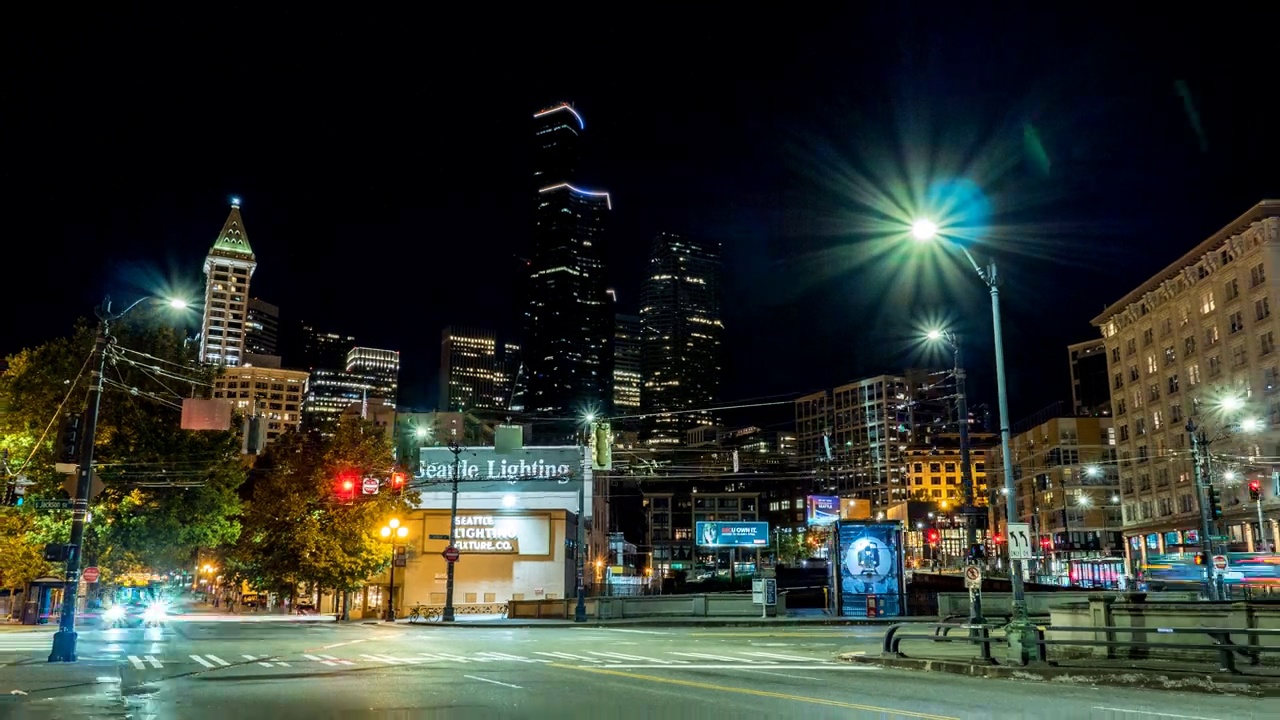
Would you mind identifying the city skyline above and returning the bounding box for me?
[6,9,1277,423]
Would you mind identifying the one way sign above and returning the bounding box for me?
[1006,523,1033,560]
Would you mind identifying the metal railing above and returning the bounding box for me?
[1032,625,1280,674]
[881,622,1002,664]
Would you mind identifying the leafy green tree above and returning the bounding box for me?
[230,419,415,606]
[0,509,52,596]
[0,309,246,578]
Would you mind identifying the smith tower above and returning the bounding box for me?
[199,198,257,367]
[523,103,614,418]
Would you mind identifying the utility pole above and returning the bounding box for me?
[950,333,984,626]
[442,441,462,622]
[49,298,112,663]
[575,448,588,623]
[1187,420,1219,600]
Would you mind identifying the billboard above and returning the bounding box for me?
[696,521,769,547]
[806,496,840,525]
[418,446,582,490]
[835,522,904,618]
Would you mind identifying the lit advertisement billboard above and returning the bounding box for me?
[696,521,769,547]
[835,522,904,618]
[806,496,840,525]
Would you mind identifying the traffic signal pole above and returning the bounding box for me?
[1187,421,1219,601]
[442,442,461,622]
[49,298,112,663]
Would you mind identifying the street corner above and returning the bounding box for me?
[0,659,124,702]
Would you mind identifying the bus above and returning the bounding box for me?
[1142,552,1280,591]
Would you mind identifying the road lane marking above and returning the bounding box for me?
[464,674,523,689]
[127,656,145,670]
[305,654,337,667]
[435,652,481,663]
[145,655,163,668]
[321,638,376,650]
[576,664,874,670]
[669,652,760,663]
[205,655,231,667]
[318,654,354,666]
[1091,709,1223,720]
[740,669,823,681]
[599,628,670,635]
[534,652,601,662]
[360,653,401,664]
[244,654,274,667]
[547,663,955,718]
[190,655,216,669]
[688,632,863,638]
[589,651,685,664]
[478,652,547,663]
[742,651,829,663]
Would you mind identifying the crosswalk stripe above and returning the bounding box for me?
[360,653,400,664]
[243,654,274,668]
[206,654,231,667]
[742,651,827,663]
[144,655,163,668]
[305,654,337,667]
[670,652,758,663]
[589,651,684,664]
[127,655,145,670]
[190,655,215,669]
[434,652,479,663]
[319,654,354,666]
[534,651,600,663]
[477,652,547,663]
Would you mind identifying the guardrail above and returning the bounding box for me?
[881,622,1002,663]
[1032,625,1280,673]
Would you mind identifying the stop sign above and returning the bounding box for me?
[1212,555,1228,571]
[82,566,100,583]
[442,546,460,563]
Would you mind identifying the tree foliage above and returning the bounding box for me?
[0,509,52,589]
[229,419,416,599]
[0,308,246,577]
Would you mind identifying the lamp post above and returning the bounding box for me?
[49,295,188,664]
[911,219,1032,662]
[575,419,593,623]
[380,518,409,622]
[442,441,462,622]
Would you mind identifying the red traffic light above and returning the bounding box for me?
[341,479,354,491]
[926,529,940,545]
[391,472,406,491]
[992,533,1003,544]
[1250,479,1262,501]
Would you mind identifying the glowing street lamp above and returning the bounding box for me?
[379,518,409,622]
[911,218,939,242]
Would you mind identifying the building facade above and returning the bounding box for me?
[904,432,995,508]
[1068,339,1111,417]
[199,200,257,367]
[295,323,355,371]
[645,490,761,578]
[639,233,723,445]
[1092,201,1280,563]
[988,413,1121,584]
[523,103,613,418]
[346,347,399,407]
[439,327,504,412]
[245,298,280,356]
[613,313,642,412]
[301,369,376,429]
[211,365,308,444]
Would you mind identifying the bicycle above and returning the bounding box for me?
[407,603,442,623]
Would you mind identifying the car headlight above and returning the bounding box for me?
[142,603,168,622]
[104,606,126,622]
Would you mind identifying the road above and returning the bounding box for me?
[0,616,1268,719]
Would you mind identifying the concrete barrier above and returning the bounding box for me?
[937,590,1199,619]
[508,592,785,620]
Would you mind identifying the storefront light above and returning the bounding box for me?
[502,493,517,508]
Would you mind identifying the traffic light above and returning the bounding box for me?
[1194,552,1207,566]
[590,422,613,471]
[390,472,406,495]
[335,473,357,505]
[1206,484,1223,520]
[1249,479,1262,502]
[57,414,82,465]
[992,533,1003,545]
[926,528,940,545]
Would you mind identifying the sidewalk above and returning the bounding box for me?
[841,632,1280,697]
[386,613,928,629]
[0,624,56,633]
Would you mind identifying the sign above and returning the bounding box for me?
[393,546,407,568]
[418,447,579,483]
[33,498,72,510]
[452,515,521,553]
[428,533,450,540]
[963,564,982,589]
[835,522,904,618]
[764,578,777,606]
[442,546,460,563]
[362,478,380,495]
[82,567,100,583]
[61,472,106,501]
[805,496,840,525]
[1212,554,1228,571]
[696,521,769,547]
[1006,523,1033,560]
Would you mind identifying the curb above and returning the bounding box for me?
[391,617,928,629]
[839,653,1280,697]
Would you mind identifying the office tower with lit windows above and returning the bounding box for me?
[212,366,308,446]
[640,232,723,444]
[614,313,642,412]
[199,199,257,366]
[439,327,520,412]
[301,369,376,429]
[523,102,613,418]
[346,347,400,407]
[294,323,356,371]
[245,298,280,356]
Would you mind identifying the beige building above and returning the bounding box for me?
[199,199,257,367]
[212,365,308,443]
[1091,200,1280,563]
[988,414,1120,582]
[904,436,993,508]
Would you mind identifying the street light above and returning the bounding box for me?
[909,215,1033,662]
[442,441,463,622]
[49,294,191,664]
[380,518,409,622]
[923,326,983,626]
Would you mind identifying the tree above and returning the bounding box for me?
[0,509,52,594]
[229,419,416,606]
[0,309,246,577]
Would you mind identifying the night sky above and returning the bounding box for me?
[7,7,1277,424]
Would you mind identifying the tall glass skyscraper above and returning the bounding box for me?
[523,103,613,418]
[640,232,723,444]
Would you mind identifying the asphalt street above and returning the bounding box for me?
[0,618,1270,719]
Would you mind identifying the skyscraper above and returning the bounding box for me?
[440,327,519,412]
[640,233,723,444]
[199,199,257,366]
[245,298,280,356]
[1068,339,1110,417]
[295,323,355,371]
[346,347,400,407]
[613,313,642,412]
[523,103,613,418]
